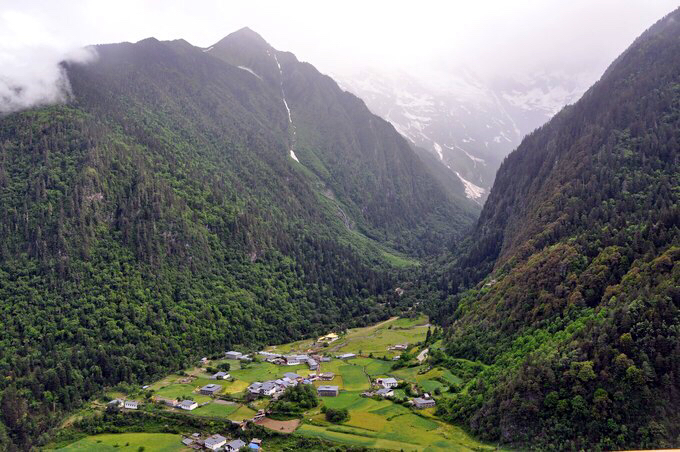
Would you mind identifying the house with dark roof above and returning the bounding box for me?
[226,439,246,451]
[260,381,278,396]
[412,397,436,409]
[317,385,339,397]
[376,388,394,397]
[225,351,243,360]
[199,383,222,395]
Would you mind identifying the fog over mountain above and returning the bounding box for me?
[1,0,676,116]
[334,67,595,202]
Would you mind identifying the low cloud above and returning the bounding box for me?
[0,10,97,115]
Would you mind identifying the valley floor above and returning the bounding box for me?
[50,316,500,451]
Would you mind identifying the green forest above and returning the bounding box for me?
[0,7,679,452]
[405,9,680,450]
[0,31,475,450]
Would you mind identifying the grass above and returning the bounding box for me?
[55,433,183,451]
[221,380,250,394]
[226,405,257,422]
[338,365,369,391]
[331,316,429,357]
[67,317,485,452]
[152,384,211,403]
[190,401,240,417]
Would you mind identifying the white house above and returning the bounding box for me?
[204,434,227,451]
[124,400,138,410]
[260,382,278,396]
[225,351,243,360]
[379,377,398,389]
[226,439,246,451]
[179,400,198,411]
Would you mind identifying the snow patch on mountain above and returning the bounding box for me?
[433,142,444,160]
[455,171,486,201]
[289,150,299,162]
[237,66,263,80]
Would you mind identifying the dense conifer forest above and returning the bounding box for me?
[0,31,475,449]
[0,7,678,452]
[407,9,680,450]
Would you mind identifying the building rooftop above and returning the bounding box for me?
[204,434,227,448]
[317,385,339,391]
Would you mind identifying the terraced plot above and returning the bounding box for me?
[190,401,239,417]
[56,433,183,451]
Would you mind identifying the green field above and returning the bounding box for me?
[60,317,490,452]
[152,383,211,403]
[331,316,429,357]
[56,433,184,451]
[191,401,240,417]
[337,365,369,390]
[226,404,257,422]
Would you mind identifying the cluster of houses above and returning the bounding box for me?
[247,371,332,399]
[181,433,262,451]
[256,351,326,370]
[246,370,342,399]
[362,377,399,398]
[107,399,139,410]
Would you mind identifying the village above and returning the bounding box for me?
[55,316,494,452]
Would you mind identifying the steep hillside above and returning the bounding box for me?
[422,9,680,450]
[0,32,473,449]
[207,29,478,252]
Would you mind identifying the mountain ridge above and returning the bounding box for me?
[0,29,476,450]
[418,8,680,449]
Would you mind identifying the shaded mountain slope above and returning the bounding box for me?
[208,29,478,254]
[420,8,680,450]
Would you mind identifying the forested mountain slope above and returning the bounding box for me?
[0,32,474,449]
[421,8,680,450]
[207,28,478,252]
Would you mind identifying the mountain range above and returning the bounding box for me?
[0,7,678,451]
[336,67,592,202]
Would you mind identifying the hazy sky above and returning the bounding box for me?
[1,0,677,112]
